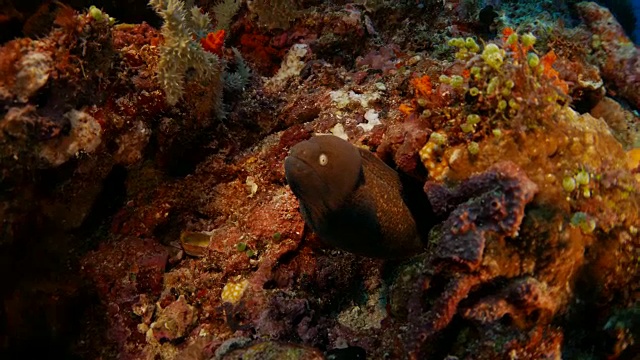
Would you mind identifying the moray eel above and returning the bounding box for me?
[284,135,427,259]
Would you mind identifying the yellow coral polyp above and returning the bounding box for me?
[450,75,465,88]
[528,53,540,68]
[627,148,640,182]
[465,37,480,52]
[89,6,105,21]
[419,138,449,181]
[627,148,640,169]
[481,43,504,70]
[411,75,432,97]
[221,278,248,304]
[448,37,465,48]
[522,32,537,47]
[399,103,415,115]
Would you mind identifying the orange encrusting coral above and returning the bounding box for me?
[502,27,514,40]
[501,27,533,58]
[399,75,434,116]
[627,148,640,177]
[411,74,432,97]
[200,29,225,55]
[540,50,569,94]
[399,103,415,115]
[502,27,519,53]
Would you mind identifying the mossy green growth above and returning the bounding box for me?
[522,32,537,47]
[448,37,465,48]
[570,212,596,234]
[575,170,590,186]
[465,37,480,52]
[455,48,469,60]
[460,123,474,133]
[481,43,504,70]
[469,87,480,96]
[466,114,481,124]
[562,177,576,192]
[89,5,104,21]
[528,53,540,68]
[487,76,500,94]
[467,141,480,155]
[497,99,507,111]
[430,132,447,145]
[450,75,464,88]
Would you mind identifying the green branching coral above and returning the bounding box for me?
[149,0,223,105]
[213,0,242,31]
[224,48,251,92]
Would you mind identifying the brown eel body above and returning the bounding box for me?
[284,135,426,259]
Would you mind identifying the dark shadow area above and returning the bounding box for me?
[73,165,128,241]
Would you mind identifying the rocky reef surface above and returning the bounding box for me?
[1,0,639,359]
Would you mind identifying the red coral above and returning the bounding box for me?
[201,29,226,56]
[502,27,515,41]
[239,30,285,75]
[540,50,569,94]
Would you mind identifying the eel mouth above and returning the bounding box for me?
[284,155,329,204]
[284,154,310,174]
[284,155,314,192]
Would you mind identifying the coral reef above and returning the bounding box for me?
[577,2,640,110]
[1,0,639,359]
[149,0,224,106]
[424,161,539,270]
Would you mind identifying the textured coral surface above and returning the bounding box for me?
[1,1,639,359]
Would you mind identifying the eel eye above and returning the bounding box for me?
[318,153,328,166]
